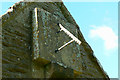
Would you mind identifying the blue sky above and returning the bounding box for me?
[0,1,118,78]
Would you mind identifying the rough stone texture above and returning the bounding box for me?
[35,8,82,70]
[1,0,109,79]
[0,17,2,79]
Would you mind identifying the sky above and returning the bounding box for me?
[0,1,118,78]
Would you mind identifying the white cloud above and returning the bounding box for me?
[90,25,118,50]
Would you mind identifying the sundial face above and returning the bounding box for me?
[32,8,83,72]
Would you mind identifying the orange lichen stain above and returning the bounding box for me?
[35,47,38,49]
[74,70,82,77]
[37,35,39,38]
[73,59,75,62]
[73,53,76,57]
[33,35,36,37]
[33,31,35,34]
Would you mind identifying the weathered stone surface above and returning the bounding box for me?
[1,0,109,79]
[0,17,2,80]
[34,8,82,71]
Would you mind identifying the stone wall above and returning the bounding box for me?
[1,1,109,79]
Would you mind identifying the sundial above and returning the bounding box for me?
[55,23,81,53]
[32,8,83,72]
